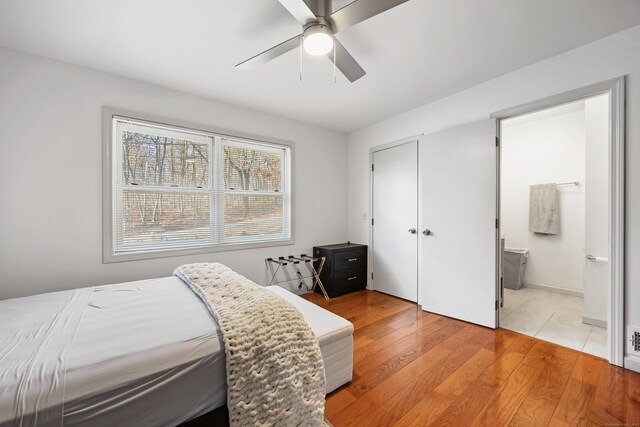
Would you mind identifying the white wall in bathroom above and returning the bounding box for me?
[501,103,586,293]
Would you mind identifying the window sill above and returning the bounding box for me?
[103,238,295,263]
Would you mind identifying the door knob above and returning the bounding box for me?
[422,229,432,236]
[408,228,417,234]
[586,254,608,262]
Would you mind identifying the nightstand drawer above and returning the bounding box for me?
[333,248,367,272]
[334,268,367,293]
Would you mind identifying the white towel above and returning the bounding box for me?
[529,183,559,235]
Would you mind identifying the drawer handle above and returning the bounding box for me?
[348,258,358,262]
[347,276,357,281]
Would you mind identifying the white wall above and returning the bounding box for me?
[584,95,610,324]
[347,25,640,362]
[501,106,586,293]
[0,46,348,300]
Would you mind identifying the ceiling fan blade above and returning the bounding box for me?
[278,0,318,25]
[329,0,410,33]
[236,34,302,70]
[328,38,366,82]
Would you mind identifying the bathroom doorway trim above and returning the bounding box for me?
[491,77,625,367]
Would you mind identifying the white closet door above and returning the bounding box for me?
[420,119,497,328]
[372,141,418,301]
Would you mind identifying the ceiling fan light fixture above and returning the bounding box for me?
[303,24,333,56]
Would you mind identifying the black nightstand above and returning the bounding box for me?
[313,243,367,298]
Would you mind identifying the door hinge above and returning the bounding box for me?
[495,300,499,310]
[371,272,374,280]
[495,136,500,147]
[371,164,375,172]
[371,218,374,226]
[495,218,500,229]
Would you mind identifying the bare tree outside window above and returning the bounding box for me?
[223,144,285,238]
[121,131,211,246]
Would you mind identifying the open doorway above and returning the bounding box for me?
[498,94,610,358]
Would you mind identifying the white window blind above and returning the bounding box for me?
[222,139,290,243]
[108,115,292,259]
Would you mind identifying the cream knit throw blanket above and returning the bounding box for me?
[174,263,326,427]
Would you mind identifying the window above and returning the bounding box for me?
[104,111,292,261]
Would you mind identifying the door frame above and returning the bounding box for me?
[491,76,625,366]
[369,134,423,302]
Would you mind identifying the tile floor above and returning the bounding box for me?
[500,287,607,358]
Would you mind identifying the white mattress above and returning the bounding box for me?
[0,277,353,426]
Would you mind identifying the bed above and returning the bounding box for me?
[0,275,354,426]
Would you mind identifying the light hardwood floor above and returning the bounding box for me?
[301,290,640,426]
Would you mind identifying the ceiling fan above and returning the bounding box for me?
[235,0,410,82]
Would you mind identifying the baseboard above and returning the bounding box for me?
[624,354,640,373]
[523,281,584,297]
[582,315,607,328]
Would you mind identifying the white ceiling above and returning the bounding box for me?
[1,1,639,133]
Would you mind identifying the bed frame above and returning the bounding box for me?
[181,406,229,426]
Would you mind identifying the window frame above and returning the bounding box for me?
[103,107,295,263]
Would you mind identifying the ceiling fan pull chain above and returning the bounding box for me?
[299,36,303,82]
[333,43,337,83]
